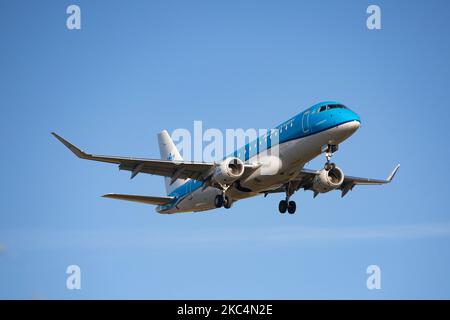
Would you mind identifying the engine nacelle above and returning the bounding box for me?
[312,166,345,193]
[212,157,245,186]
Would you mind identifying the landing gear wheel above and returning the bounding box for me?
[214,194,224,208]
[324,162,336,170]
[223,196,232,209]
[287,201,296,214]
[278,200,287,214]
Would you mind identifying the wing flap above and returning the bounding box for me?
[102,193,175,205]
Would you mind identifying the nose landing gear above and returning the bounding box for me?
[323,144,338,170]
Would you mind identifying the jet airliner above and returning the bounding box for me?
[52,101,399,214]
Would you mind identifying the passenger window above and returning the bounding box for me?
[319,106,327,112]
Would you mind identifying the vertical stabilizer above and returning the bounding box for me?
[157,130,186,194]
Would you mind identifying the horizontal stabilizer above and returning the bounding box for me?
[102,193,174,206]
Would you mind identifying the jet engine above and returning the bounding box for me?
[212,157,245,186]
[312,166,345,193]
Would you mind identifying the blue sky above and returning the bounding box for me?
[1,0,450,299]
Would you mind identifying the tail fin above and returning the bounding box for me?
[157,130,187,194]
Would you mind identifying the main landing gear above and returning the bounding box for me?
[214,193,232,209]
[278,198,296,214]
[279,181,296,214]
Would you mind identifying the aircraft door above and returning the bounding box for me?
[302,110,311,133]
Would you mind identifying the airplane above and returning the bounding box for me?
[52,101,399,214]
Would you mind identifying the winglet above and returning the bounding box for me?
[387,164,400,182]
[51,132,88,159]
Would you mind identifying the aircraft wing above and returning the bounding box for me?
[262,164,400,198]
[52,133,257,182]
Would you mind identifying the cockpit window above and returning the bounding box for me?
[328,104,346,109]
[318,104,347,112]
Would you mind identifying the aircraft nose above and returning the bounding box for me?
[339,109,361,136]
[336,119,360,141]
[350,109,361,124]
[348,119,360,132]
[347,109,361,128]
